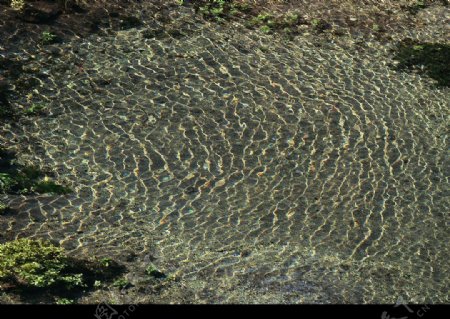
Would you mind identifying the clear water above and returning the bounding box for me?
[1,3,449,303]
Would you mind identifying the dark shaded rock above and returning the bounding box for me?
[184,186,198,194]
[314,19,332,33]
[125,252,138,262]
[394,40,450,87]
[167,28,184,38]
[18,1,62,24]
[14,76,40,91]
[0,76,13,119]
[0,77,8,93]
[142,28,165,39]
[119,15,142,30]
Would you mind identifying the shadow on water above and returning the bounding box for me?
[394,40,450,87]
[0,147,71,196]
[4,258,127,303]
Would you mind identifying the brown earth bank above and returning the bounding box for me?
[1,0,447,100]
[1,0,448,123]
[0,0,448,51]
[0,1,172,51]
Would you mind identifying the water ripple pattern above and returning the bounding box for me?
[1,8,449,303]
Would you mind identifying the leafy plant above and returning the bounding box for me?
[112,278,131,289]
[310,18,320,27]
[282,13,298,27]
[197,0,247,20]
[99,258,113,268]
[260,25,271,34]
[24,103,46,116]
[0,238,84,288]
[145,265,167,279]
[55,297,74,304]
[41,31,57,45]
[0,173,17,193]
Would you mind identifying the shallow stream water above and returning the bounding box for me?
[1,3,449,303]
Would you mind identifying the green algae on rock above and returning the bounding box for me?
[193,0,251,21]
[0,166,71,195]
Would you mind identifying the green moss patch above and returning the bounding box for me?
[394,40,450,87]
[112,277,132,289]
[187,1,310,37]
[245,10,308,33]
[41,30,59,45]
[24,103,47,116]
[0,56,44,120]
[193,0,251,21]
[0,238,126,302]
[0,238,83,289]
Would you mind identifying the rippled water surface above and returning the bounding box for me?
[1,3,449,303]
